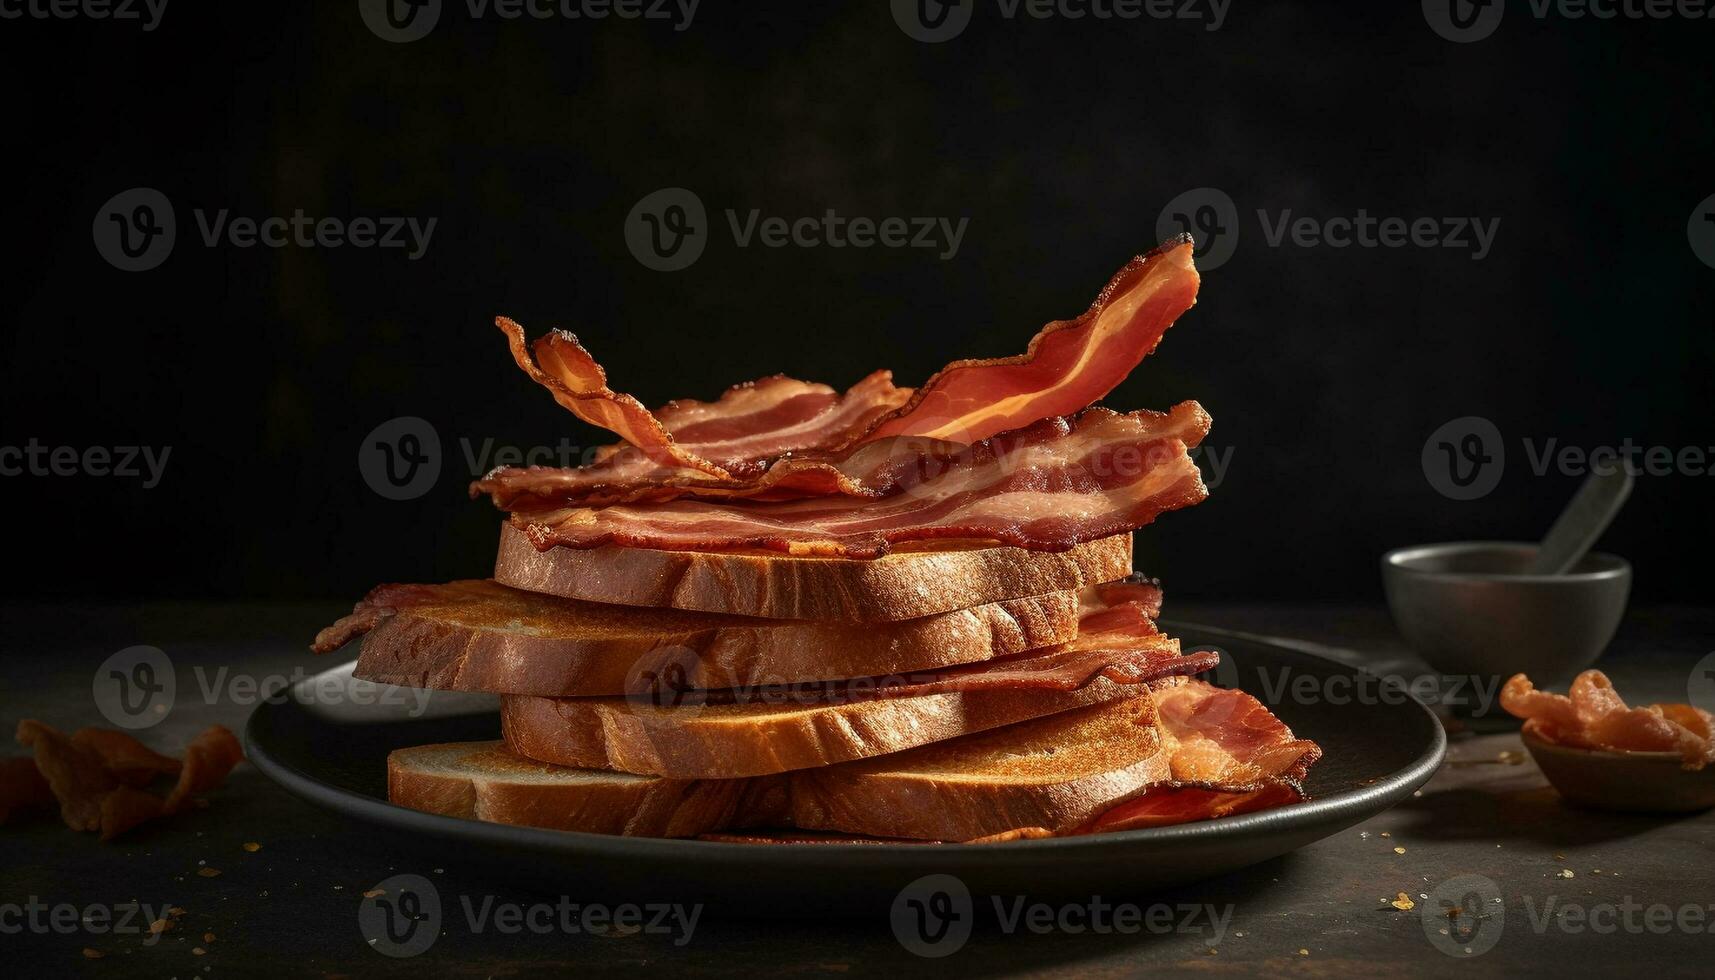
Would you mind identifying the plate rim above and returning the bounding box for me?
[246,621,1447,861]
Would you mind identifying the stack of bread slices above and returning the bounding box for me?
[314,523,1313,843]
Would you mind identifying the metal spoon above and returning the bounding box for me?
[1529,466,1636,575]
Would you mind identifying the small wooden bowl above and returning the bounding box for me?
[1521,727,1715,813]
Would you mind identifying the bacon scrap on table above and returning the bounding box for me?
[474,237,1202,512]
[1502,671,1715,770]
[9,721,244,840]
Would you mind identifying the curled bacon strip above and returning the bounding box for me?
[515,403,1211,558]
[478,238,1200,509]
[1503,671,1714,769]
[1078,680,1321,833]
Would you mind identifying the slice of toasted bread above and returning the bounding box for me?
[385,741,761,836]
[786,697,1168,841]
[334,580,1080,696]
[492,522,1132,621]
[499,679,1144,778]
[389,697,1170,841]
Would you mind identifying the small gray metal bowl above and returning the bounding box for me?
[1382,541,1631,687]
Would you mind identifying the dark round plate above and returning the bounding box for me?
[246,623,1444,913]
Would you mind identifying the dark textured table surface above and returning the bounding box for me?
[3,601,1712,977]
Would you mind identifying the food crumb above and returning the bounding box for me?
[363,888,385,899]
[168,907,187,918]
[1379,832,1391,838]
[1560,869,1575,878]
[203,932,216,943]
[148,918,174,935]
[1394,846,1407,855]
[1554,853,1565,860]
[1298,948,1310,956]
[192,947,206,956]
[197,867,222,878]
[82,948,104,960]
[1391,892,1416,911]
[242,842,261,853]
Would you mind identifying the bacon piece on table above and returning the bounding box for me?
[1502,671,1714,769]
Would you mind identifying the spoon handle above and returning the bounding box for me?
[1530,467,1635,575]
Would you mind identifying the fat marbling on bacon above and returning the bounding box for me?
[475,236,1203,511]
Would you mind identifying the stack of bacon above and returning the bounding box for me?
[319,236,1320,839]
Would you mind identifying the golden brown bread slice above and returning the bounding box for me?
[319,579,1081,696]
[385,741,763,837]
[499,678,1145,778]
[492,522,1133,621]
[785,697,1169,841]
[389,698,1170,841]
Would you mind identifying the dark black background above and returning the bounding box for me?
[2,1,1710,604]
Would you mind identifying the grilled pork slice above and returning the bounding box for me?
[312,579,1081,696]
[490,522,1133,621]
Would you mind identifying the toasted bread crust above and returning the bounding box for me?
[499,682,1142,778]
[386,742,764,836]
[391,698,1172,840]
[493,522,1132,621]
[350,580,1080,695]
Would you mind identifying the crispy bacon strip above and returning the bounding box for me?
[863,237,1199,443]
[1077,680,1321,833]
[1503,671,1714,769]
[514,404,1211,558]
[478,238,1201,509]
[163,726,245,813]
[496,318,730,479]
